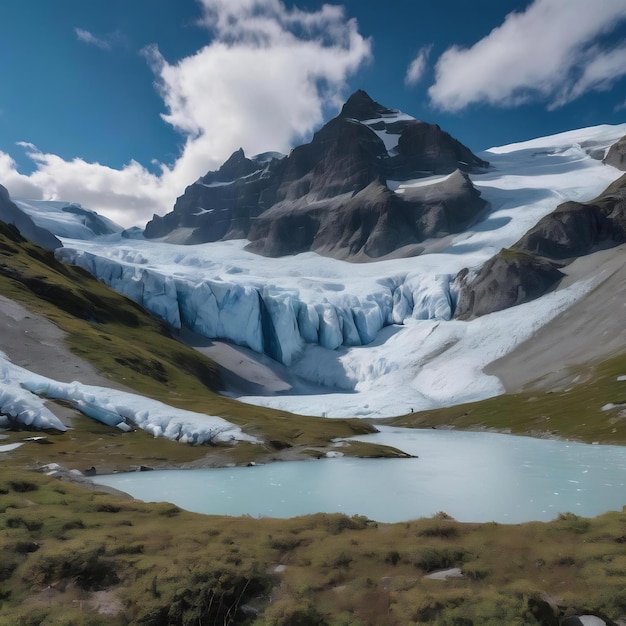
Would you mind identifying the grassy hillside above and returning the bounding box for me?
[2,221,626,624]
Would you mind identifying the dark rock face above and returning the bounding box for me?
[248,170,486,259]
[144,90,489,259]
[339,89,397,120]
[144,150,285,242]
[0,185,61,250]
[454,173,626,319]
[388,121,489,179]
[454,252,564,319]
[603,134,626,170]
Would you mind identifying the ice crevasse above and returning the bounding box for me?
[56,248,456,366]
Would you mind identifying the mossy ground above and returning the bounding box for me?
[1,468,626,625]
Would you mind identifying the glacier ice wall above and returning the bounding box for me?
[56,248,455,366]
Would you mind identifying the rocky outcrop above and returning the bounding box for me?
[144,90,489,258]
[603,134,626,170]
[248,170,486,259]
[454,251,564,319]
[454,172,626,319]
[0,185,61,250]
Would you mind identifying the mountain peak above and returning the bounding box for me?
[340,90,396,121]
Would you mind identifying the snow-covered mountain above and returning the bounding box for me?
[13,198,123,240]
[144,90,489,259]
[48,122,626,419]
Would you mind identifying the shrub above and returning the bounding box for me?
[159,505,181,517]
[262,598,329,626]
[8,480,38,493]
[268,535,306,551]
[6,516,43,532]
[62,519,85,531]
[113,543,144,555]
[13,541,40,555]
[95,503,121,513]
[414,548,467,572]
[385,551,401,566]
[29,547,119,590]
[0,560,18,582]
[418,524,459,539]
[136,564,273,626]
[555,512,591,534]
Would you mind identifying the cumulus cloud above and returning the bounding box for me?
[74,27,113,50]
[405,45,432,87]
[1,143,169,226]
[3,1,371,228]
[428,0,626,111]
[144,0,371,188]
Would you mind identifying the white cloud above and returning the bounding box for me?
[74,27,112,50]
[428,0,626,111]
[405,45,432,87]
[2,143,170,227]
[145,0,371,187]
[2,1,371,228]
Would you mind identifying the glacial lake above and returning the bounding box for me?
[93,427,626,524]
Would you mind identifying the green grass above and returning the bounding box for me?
[1,467,625,625]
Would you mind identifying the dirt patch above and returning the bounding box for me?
[486,245,626,392]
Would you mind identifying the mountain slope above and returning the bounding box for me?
[144,90,488,259]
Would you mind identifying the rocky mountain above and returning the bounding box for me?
[0,184,61,250]
[603,134,626,170]
[144,90,489,259]
[455,139,626,319]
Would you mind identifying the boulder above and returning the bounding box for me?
[454,250,564,320]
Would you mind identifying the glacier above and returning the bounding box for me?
[17,123,626,419]
[0,351,258,444]
[56,243,458,366]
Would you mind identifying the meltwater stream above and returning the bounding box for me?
[93,428,626,523]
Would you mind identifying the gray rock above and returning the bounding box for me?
[248,170,486,260]
[454,251,564,320]
[515,173,626,259]
[604,134,626,170]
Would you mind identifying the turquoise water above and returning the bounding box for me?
[93,427,626,523]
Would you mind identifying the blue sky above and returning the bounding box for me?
[1,0,625,227]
